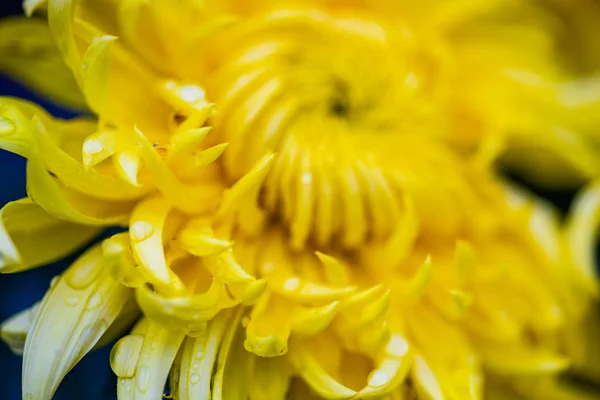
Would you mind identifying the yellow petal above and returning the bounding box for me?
[0,99,37,158]
[564,180,600,295]
[291,302,339,337]
[357,334,413,399]
[129,196,178,287]
[270,275,356,304]
[24,0,48,16]
[0,302,40,355]
[31,116,146,201]
[244,293,291,357]
[0,198,100,272]
[0,17,86,110]
[135,279,241,336]
[290,346,357,399]
[171,311,233,400]
[177,219,234,257]
[478,343,570,375]
[82,35,117,114]
[203,249,255,283]
[249,355,291,400]
[134,126,223,214]
[315,251,350,286]
[26,154,133,225]
[412,355,445,400]
[166,126,211,163]
[216,153,275,219]
[95,299,140,349]
[102,232,146,288]
[47,0,81,81]
[22,245,133,400]
[213,308,248,400]
[114,318,185,399]
[113,150,142,186]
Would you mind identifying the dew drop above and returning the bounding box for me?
[151,342,157,349]
[386,334,409,358]
[0,116,15,135]
[83,139,103,155]
[64,258,103,289]
[65,296,81,306]
[136,366,150,392]
[130,221,154,242]
[368,370,389,388]
[192,363,199,369]
[86,292,102,311]
[194,351,204,359]
[283,277,300,291]
[190,374,200,384]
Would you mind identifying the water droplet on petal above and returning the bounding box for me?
[368,370,389,388]
[65,296,80,306]
[0,117,15,135]
[194,351,204,359]
[130,221,154,243]
[86,292,102,311]
[190,374,200,384]
[283,277,300,291]
[83,139,103,155]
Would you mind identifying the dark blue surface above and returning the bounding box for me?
[0,2,117,399]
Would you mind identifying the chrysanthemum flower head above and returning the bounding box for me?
[0,1,600,399]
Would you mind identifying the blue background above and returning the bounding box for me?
[0,1,588,399]
[0,2,117,399]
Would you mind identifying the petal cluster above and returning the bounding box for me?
[0,0,600,400]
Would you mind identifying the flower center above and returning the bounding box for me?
[202,8,466,250]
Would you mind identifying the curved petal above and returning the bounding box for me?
[0,302,40,355]
[170,311,233,400]
[212,308,248,400]
[22,245,133,400]
[81,35,116,115]
[290,346,357,400]
[0,198,101,273]
[113,318,185,399]
[0,17,86,110]
[564,180,600,295]
[26,154,134,225]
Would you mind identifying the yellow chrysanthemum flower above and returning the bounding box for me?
[0,1,600,399]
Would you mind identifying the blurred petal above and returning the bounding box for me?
[0,17,86,110]
[0,198,100,272]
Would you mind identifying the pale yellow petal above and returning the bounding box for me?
[564,180,600,295]
[23,245,133,400]
[0,17,86,110]
[171,311,233,400]
[0,198,100,272]
[81,35,117,114]
[212,308,248,400]
[0,302,40,355]
[113,318,185,399]
[26,154,134,225]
